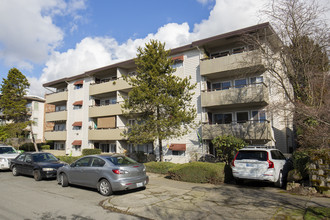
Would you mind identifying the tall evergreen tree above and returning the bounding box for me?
[0,68,30,139]
[122,40,197,161]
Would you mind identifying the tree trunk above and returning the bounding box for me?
[30,125,38,152]
[158,138,163,162]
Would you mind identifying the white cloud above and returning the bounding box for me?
[26,0,268,96]
[0,0,86,71]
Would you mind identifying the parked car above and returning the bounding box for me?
[231,146,287,187]
[57,154,149,196]
[0,145,20,170]
[10,152,66,181]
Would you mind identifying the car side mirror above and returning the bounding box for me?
[26,159,32,163]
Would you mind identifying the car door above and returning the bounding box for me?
[83,157,106,187]
[14,154,26,174]
[67,157,92,185]
[23,154,34,176]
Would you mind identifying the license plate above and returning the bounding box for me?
[246,163,255,167]
[136,182,143,187]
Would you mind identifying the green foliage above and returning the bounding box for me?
[19,143,36,152]
[122,40,197,161]
[212,135,247,165]
[168,162,225,184]
[82,148,101,156]
[41,145,50,150]
[144,161,177,174]
[57,156,81,164]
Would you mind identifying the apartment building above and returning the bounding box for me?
[0,95,45,144]
[43,23,294,162]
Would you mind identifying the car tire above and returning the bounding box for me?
[59,173,69,187]
[275,171,283,188]
[12,166,19,176]
[98,179,112,196]
[33,170,42,181]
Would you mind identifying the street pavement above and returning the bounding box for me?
[102,173,330,220]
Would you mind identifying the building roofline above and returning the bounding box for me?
[43,22,275,88]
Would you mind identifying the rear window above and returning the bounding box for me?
[106,156,138,165]
[236,150,268,161]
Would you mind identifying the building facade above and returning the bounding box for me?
[43,23,294,162]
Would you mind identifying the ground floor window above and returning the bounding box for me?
[172,150,185,156]
[73,145,81,151]
[54,142,65,150]
[99,143,116,153]
[128,143,153,153]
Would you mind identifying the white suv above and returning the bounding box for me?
[231,146,287,187]
[0,145,20,170]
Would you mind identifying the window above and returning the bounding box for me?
[234,79,247,88]
[250,76,263,84]
[100,97,117,106]
[73,126,81,130]
[54,142,65,150]
[74,84,83,90]
[17,154,25,162]
[252,110,266,122]
[236,150,268,161]
[236,112,249,123]
[54,124,66,131]
[75,157,91,167]
[55,105,66,112]
[212,81,231,91]
[106,156,137,165]
[34,102,39,111]
[271,150,286,160]
[25,154,32,163]
[212,83,221,91]
[172,151,185,156]
[214,113,232,124]
[91,158,105,167]
[100,143,116,153]
[172,62,183,69]
[73,105,82,110]
[219,50,230,57]
[232,46,245,54]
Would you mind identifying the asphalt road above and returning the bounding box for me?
[0,170,141,220]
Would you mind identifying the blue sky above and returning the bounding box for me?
[0,0,327,97]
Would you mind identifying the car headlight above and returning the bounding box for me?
[0,158,7,162]
[42,168,55,171]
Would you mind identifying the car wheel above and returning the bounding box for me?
[275,171,283,188]
[33,170,42,181]
[12,166,19,176]
[98,179,112,196]
[59,173,69,187]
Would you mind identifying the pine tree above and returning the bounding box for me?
[0,68,30,139]
[123,40,197,161]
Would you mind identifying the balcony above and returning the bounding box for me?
[201,83,269,109]
[200,51,264,79]
[44,131,67,141]
[88,128,127,141]
[89,104,123,118]
[45,111,67,122]
[202,121,272,141]
[90,78,132,96]
[45,91,68,104]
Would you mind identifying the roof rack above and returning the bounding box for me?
[244,146,276,149]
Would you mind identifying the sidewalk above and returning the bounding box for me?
[101,173,330,220]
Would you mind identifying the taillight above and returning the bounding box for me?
[231,152,239,167]
[112,169,128,174]
[267,152,274,168]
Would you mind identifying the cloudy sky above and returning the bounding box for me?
[0,0,298,97]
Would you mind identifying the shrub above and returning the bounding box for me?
[57,156,81,164]
[168,162,225,184]
[41,145,50,150]
[82,148,101,156]
[292,148,311,180]
[19,143,35,152]
[144,161,177,174]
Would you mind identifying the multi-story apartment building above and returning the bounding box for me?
[43,23,294,162]
[0,95,45,144]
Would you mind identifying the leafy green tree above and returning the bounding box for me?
[122,40,197,161]
[212,135,247,165]
[0,68,33,148]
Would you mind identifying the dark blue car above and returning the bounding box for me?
[10,152,66,181]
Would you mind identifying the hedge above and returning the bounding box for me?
[168,162,225,184]
[82,149,101,156]
[41,145,50,150]
[144,161,177,174]
[57,156,81,164]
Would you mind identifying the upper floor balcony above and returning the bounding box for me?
[88,128,127,141]
[45,90,68,104]
[201,83,269,109]
[200,51,264,79]
[202,120,272,141]
[89,78,132,96]
[45,110,67,122]
[89,103,123,118]
[44,131,67,141]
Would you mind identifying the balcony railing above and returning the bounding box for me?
[44,130,67,141]
[45,111,67,122]
[89,78,132,96]
[89,103,123,117]
[45,90,68,104]
[201,83,269,108]
[88,127,127,140]
[200,51,264,78]
[202,120,272,141]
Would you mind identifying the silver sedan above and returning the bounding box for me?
[57,154,149,196]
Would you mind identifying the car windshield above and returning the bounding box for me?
[32,153,58,162]
[236,150,268,161]
[106,156,138,165]
[0,147,17,154]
